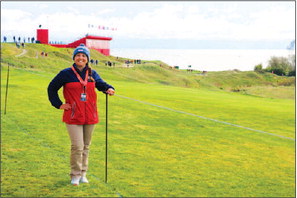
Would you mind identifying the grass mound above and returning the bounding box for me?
[1,43,294,99]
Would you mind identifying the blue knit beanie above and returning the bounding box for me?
[73,44,90,61]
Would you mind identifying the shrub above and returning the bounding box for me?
[288,70,296,76]
[254,64,264,73]
[265,56,292,76]
[272,68,286,76]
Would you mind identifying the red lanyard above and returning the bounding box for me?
[71,66,89,91]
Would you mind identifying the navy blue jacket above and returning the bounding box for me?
[48,64,114,109]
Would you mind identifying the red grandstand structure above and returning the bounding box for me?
[36,28,112,56]
[37,29,49,44]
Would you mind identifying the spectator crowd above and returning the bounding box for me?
[3,35,36,49]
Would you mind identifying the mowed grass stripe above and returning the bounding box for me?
[112,80,295,139]
[115,94,295,141]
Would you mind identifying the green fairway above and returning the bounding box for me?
[1,64,295,197]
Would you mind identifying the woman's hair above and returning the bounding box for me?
[87,65,95,82]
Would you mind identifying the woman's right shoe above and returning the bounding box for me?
[71,176,81,186]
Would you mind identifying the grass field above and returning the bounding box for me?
[1,43,296,197]
[1,65,295,197]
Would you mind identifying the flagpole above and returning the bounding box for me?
[105,93,108,183]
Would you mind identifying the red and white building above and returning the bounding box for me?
[36,28,112,56]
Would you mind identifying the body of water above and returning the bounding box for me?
[111,48,294,71]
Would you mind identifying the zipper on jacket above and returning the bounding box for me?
[84,100,87,123]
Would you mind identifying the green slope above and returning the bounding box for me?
[1,43,295,99]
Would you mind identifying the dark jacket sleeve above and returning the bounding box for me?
[93,70,114,92]
[48,71,65,109]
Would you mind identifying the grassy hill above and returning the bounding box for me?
[1,42,295,99]
[1,43,295,197]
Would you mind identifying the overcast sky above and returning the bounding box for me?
[1,1,295,49]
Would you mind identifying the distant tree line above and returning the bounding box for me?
[254,54,295,76]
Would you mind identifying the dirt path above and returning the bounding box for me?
[15,49,27,57]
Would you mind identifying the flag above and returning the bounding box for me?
[89,24,118,32]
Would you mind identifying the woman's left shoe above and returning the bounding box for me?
[80,176,89,183]
[80,172,89,183]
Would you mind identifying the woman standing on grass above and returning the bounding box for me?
[47,44,115,186]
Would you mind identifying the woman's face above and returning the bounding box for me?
[74,53,88,67]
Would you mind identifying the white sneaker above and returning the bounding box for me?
[80,176,89,183]
[80,172,89,183]
[71,176,81,186]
